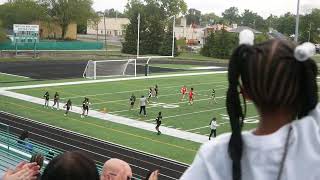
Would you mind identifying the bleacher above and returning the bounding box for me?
[0,122,104,175]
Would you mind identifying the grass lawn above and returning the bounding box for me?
[0,73,32,84]
[13,73,259,137]
[148,63,202,69]
[0,95,200,164]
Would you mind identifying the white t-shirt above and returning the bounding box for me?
[210,120,217,130]
[140,97,147,106]
[181,104,320,180]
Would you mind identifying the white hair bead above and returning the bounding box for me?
[239,30,255,45]
[294,42,316,62]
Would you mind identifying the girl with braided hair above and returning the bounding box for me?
[181,30,320,180]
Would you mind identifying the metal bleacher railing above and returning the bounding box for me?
[0,122,106,177]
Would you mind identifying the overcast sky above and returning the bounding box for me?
[0,0,319,18]
[91,0,320,18]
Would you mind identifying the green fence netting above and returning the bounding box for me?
[0,40,104,50]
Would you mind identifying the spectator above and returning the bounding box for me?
[181,33,320,179]
[17,131,29,148]
[41,151,99,180]
[100,158,132,180]
[1,162,40,180]
[145,170,160,180]
[30,153,44,179]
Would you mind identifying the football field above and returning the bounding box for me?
[12,72,259,136]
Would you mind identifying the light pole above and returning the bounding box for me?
[137,13,140,58]
[308,23,312,42]
[104,12,107,51]
[294,0,300,42]
[172,16,176,57]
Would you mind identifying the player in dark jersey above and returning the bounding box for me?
[155,112,162,135]
[154,85,159,99]
[52,92,60,110]
[43,91,50,108]
[81,97,90,118]
[64,99,72,116]
[129,94,136,110]
[148,87,153,102]
[210,88,217,104]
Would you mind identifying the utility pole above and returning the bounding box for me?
[308,23,312,42]
[104,12,107,51]
[172,16,176,57]
[137,13,140,58]
[294,0,300,42]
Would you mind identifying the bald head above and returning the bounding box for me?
[101,159,132,180]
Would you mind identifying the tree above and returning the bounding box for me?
[145,0,187,17]
[44,0,95,39]
[0,20,6,42]
[104,8,126,18]
[273,12,296,36]
[122,0,187,55]
[185,8,201,25]
[299,9,320,43]
[200,13,220,26]
[159,25,178,56]
[201,29,237,59]
[222,7,239,25]
[241,9,267,32]
[0,0,48,29]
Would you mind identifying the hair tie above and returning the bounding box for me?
[294,42,316,62]
[239,30,255,45]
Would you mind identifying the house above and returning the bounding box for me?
[87,18,129,37]
[202,24,231,44]
[174,17,204,45]
[228,25,262,34]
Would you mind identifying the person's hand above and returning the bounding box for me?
[148,170,160,180]
[2,162,40,180]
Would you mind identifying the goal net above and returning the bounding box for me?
[83,59,136,79]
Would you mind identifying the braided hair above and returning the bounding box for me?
[227,39,318,180]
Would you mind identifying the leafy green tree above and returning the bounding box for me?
[200,13,221,26]
[159,25,179,56]
[200,32,215,57]
[299,9,320,43]
[0,20,6,42]
[241,9,267,32]
[44,0,95,39]
[122,0,186,55]
[201,30,237,59]
[222,7,239,25]
[0,0,48,29]
[186,8,201,25]
[273,12,296,36]
[255,33,269,44]
[104,8,126,18]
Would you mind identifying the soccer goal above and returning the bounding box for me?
[83,59,137,79]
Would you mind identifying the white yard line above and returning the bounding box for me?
[91,87,228,106]
[1,71,227,91]
[185,115,259,132]
[0,90,208,143]
[60,81,228,100]
[110,96,226,114]
[0,72,30,79]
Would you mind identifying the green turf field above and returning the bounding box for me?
[13,73,259,137]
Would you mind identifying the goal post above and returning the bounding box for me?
[83,59,137,79]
